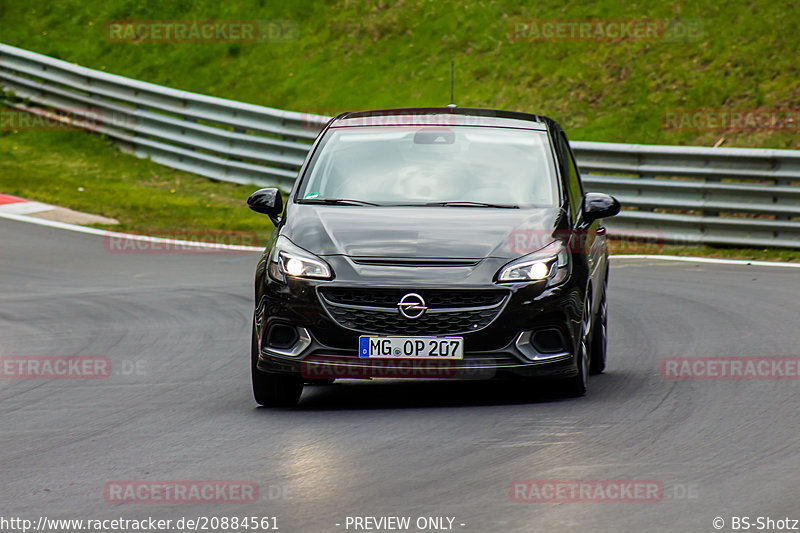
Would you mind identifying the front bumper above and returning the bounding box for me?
[254,256,585,380]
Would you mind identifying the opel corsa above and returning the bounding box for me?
[247,107,620,406]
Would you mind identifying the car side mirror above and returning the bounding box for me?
[582,193,620,224]
[247,188,283,225]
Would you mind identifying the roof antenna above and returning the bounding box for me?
[447,60,457,108]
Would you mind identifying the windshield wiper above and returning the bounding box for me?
[400,201,520,209]
[300,198,379,206]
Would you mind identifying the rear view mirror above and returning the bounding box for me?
[582,193,621,224]
[413,128,455,144]
[247,188,283,225]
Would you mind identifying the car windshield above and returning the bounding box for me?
[296,126,558,207]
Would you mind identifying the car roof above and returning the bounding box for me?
[329,107,559,132]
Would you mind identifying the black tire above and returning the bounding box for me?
[561,297,590,397]
[251,323,303,407]
[589,286,608,375]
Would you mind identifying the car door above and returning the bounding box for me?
[558,131,605,301]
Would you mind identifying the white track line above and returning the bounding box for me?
[2,211,799,266]
[0,211,264,252]
[611,254,800,268]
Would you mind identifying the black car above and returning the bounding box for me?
[247,107,620,406]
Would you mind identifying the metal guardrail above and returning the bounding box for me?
[2,43,800,248]
[0,43,328,189]
[576,143,800,248]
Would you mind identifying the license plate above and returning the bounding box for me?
[359,336,464,359]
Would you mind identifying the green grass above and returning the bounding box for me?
[0,128,274,245]
[1,0,799,259]
[2,0,799,148]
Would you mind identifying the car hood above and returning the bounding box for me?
[282,205,565,261]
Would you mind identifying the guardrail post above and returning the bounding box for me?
[703,174,720,218]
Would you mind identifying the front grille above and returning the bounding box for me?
[351,257,481,267]
[318,287,508,335]
[320,288,507,309]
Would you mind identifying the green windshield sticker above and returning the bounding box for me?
[305,192,320,199]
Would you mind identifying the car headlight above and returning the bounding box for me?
[497,241,570,286]
[268,236,332,281]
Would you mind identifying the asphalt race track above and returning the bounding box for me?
[1,217,798,532]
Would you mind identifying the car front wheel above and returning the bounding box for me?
[589,285,608,375]
[561,296,591,397]
[251,322,303,407]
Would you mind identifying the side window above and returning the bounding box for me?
[560,132,584,222]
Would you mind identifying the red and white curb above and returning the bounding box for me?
[0,193,58,216]
[1,194,799,266]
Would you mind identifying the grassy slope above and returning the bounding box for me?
[1,1,799,260]
[2,0,799,148]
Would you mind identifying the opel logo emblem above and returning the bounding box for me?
[398,293,427,319]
